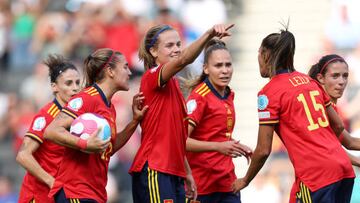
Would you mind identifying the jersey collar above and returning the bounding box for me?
[94,83,111,107]
[53,98,62,110]
[204,77,231,100]
[275,69,290,75]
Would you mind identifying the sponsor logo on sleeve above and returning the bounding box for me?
[186,99,197,115]
[258,111,271,119]
[32,117,46,131]
[67,98,83,112]
[257,94,269,110]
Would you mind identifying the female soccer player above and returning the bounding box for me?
[44,48,148,203]
[130,24,233,202]
[185,39,252,203]
[308,54,360,167]
[16,54,81,203]
[232,28,356,203]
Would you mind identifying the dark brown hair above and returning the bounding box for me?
[260,28,296,77]
[308,54,347,82]
[44,54,78,83]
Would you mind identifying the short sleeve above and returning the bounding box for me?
[142,64,164,91]
[186,92,206,127]
[25,114,51,144]
[257,90,280,125]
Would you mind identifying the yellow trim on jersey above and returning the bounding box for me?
[198,86,209,96]
[200,88,211,97]
[324,101,331,107]
[90,92,99,96]
[195,83,207,94]
[148,167,160,203]
[85,87,95,93]
[25,133,43,144]
[259,120,279,125]
[87,89,98,95]
[188,119,197,127]
[47,104,56,114]
[62,109,77,119]
[49,106,59,117]
[53,109,60,117]
[157,65,165,88]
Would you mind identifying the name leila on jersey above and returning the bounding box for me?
[289,76,310,87]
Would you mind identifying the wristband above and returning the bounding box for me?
[76,138,87,150]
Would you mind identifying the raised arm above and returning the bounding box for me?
[44,112,109,152]
[160,24,234,84]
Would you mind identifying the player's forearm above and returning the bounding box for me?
[186,137,218,152]
[16,152,54,188]
[113,119,139,152]
[341,130,360,150]
[184,157,192,175]
[242,147,270,184]
[44,125,81,150]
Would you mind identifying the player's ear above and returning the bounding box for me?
[316,73,325,85]
[106,66,115,78]
[51,82,58,93]
[204,63,209,75]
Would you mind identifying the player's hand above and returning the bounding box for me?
[207,24,234,39]
[185,173,197,200]
[85,127,110,153]
[231,178,248,193]
[216,140,252,158]
[132,92,149,122]
[234,141,253,164]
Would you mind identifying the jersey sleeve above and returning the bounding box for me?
[142,64,165,91]
[257,89,280,125]
[25,113,51,144]
[186,92,206,127]
[62,93,95,119]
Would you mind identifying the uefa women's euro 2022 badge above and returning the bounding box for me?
[258,95,269,110]
[32,117,46,131]
[68,97,83,112]
[186,99,197,115]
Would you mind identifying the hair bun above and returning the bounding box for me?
[205,39,226,51]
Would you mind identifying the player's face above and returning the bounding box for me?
[113,55,131,91]
[53,69,81,106]
[152,30,181,65]
[258,47,270,78]
[318,61,348,101]
[204,49,233,93]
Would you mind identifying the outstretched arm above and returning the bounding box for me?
[232,124,274,192]
[160,24,234,85]
[16,137,54,188]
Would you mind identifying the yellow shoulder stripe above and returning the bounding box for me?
[47,104,56,114]
[188,119,197,127]
[84,87,95,93]
[200,88,211,97]
[195,83,207,94]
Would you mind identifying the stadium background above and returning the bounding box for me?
[1,0,360,202]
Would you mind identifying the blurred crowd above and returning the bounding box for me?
[1,0,360,203]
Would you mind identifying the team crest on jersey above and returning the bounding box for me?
[32,117,46,131]
[68,98,83,111]
[186,99,197,114]
[257,95,269,110]
[164,200,173,203]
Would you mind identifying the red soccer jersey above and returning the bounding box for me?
[186,79,236,195]
[258,71,354,192]
[49,84,117,203]
[19,99,64,203]
[129,64,188,177]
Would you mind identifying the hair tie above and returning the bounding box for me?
[146,25,172,51]
[319,57,345,74]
